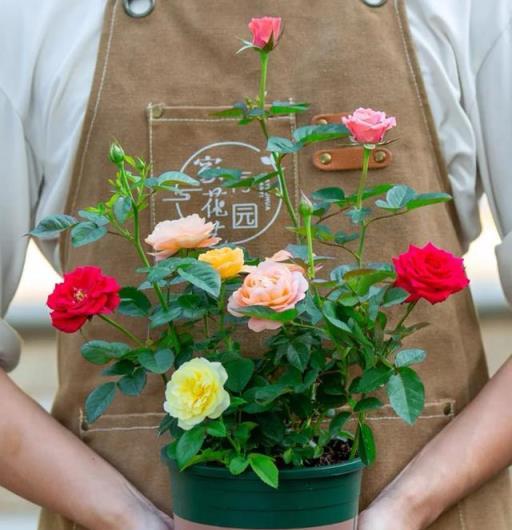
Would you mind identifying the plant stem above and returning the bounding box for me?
[99,315,145,348]
[275,155,300,230]
[356,223,368,267]
[304,212,316,281]
[395,301,418,330]
[356,147,372,210]
[258,51,270,110]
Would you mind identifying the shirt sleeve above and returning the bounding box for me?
[0,87,40,371]
[474,19,512,304]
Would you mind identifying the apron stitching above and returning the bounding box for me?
[153,117,291,123]
[363,413,453,421]
[71,0,119,214]
[290,114,300,211]
[84,425,160,433]
[457,503,467,530]
[148,104,156,229]
[100,411,165,418]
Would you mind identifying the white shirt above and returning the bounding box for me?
[1,0,511,371]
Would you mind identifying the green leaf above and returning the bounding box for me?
[312,187,345,203]
[395,349,427,367]
[85,382,116,423]
[358,422,376,465]
[101,359,135,376]
[158,415,177,436]
[113,196,131,224]
[248,454,279,488]
[345,207,371,225]
[206,419,227,438]
[254,384,291,405]
[345,269,395,296]
[270,101,310,115]
[78,210,109,226]
[138,348,174,374]
[146,171,199,189]
[233,422,257,444]
[229,455,250,475]
[177,262,221,298]
[292,124,349,146]
[71,221,108,248]
[176,426,206,469]
[406,192,452,211]
[150,306,182,328]
[118,368,147,396]
[334,231,359,245]
[352,365,393,393]
[286,341,311,372]
[285,244,309,261]
[375,185,416,211]
[235,305,298,323]
[81,341,131,364]
[382,287,409,307]
[329,411,351,436]
[198,167,242,181]
[354,397,383,412]
[386,367,425,424]
[266,136,301,154]
[30,214,77,239]
[118,287,151,317]
[322,301,352,333]
[225,358,255,393]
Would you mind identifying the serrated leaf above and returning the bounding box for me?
[270,101,310,115]
[81,341,131,364]
[249,453,279,488]
[176,426,206,469]
[224,357,255,393]
[138,348,174,374]
[118,287,151,317]
[358,422,376,465]
[235,305,298,323]
[146,171,199,189]
[386,367,425,424]
[30,214,78,239]
[206,419,227,438]
[395,348,427,367]
[150,306,182,328]
[118,368,147,396]
[382,287,409,307]
[78,210,109,226]
[352,365,393,393]
[375,185,416,211]
[354,397,383,412]
[85,382,116,423]
[345,207,371,225]
[293,124,348,146]
[286,341,310,372]
[266,136,301,154]
[177,262,221,298]
[312,187,345,203]
[329,411,351,436]
[322,301,352,333]
[71,222,108,248]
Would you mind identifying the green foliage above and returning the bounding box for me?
[386,367,425,424]
[85,383,116,423]
[30,214,77,239]
[249,453,279,489]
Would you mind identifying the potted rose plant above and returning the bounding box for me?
[31,16,469,530]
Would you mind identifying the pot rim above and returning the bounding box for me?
[169,458,365,480]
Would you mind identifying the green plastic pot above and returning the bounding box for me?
[167,459,364,530]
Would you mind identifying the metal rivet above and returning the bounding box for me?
[374,150,387,163]
[317,118,329,125]
[443,403,452,416]
[319,153,332,165]
[123,0,155,18]
[362,0,388,7]
[147,103,164,119]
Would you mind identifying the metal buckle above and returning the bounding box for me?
[361,0,388,7]
[123,0,155,18]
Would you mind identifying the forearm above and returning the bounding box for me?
[371,356,512,528]
[0,369,141,530]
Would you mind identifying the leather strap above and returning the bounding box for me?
[312,146,392,171]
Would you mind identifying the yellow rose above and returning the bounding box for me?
[163,358,230,430]
[198,247,244,279]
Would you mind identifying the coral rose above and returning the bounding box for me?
[47,266,121,333]
[342,108,396,145]
[248,16,282,50]
[198,247,244,280]
[228,260,308,332]
[164,358,230,431]
[393,243,469,304]
[145,214,221,260]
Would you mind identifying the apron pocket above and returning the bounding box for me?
[78,410,171,520]
[147,104,298,251]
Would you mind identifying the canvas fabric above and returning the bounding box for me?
[38,1,511,528]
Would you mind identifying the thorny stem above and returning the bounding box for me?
[99,315,145,348]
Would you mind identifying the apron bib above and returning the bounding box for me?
[39,1,512,528]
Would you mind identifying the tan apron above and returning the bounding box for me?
[39,1,512,529]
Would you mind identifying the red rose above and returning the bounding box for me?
[393,243,469,304]
[47,266,121,333]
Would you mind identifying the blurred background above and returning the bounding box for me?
[1,199,511,529]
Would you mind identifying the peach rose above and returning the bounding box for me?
[342,108,396,145]
[248,16,282,50]
[145,214,221,260]
[228,260,308,332]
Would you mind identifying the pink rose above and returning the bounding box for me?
[393,243,470,304]
[342,108,397,145]
[145,214,221,260]
[228,260,308,332]
[248,17,282,50]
